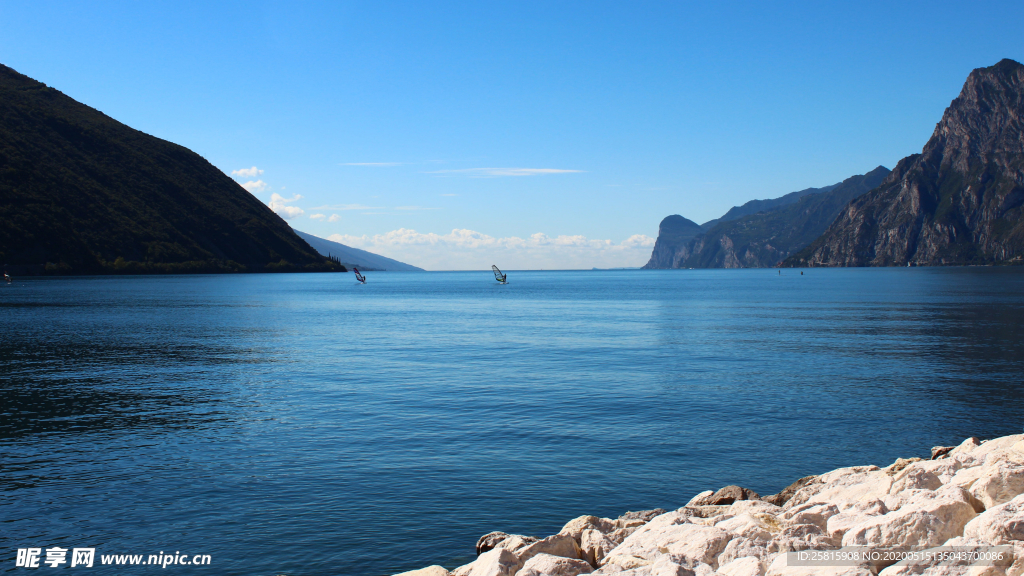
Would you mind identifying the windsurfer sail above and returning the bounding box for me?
[492,265,507,284]
[3,271,10,284]
[354,268,366,283]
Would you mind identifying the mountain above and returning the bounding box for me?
[788,59,1024,267]
[293,230,424,271]
[643,167,889,269]
[700,183,839,230]
[643,215,703,269]
[0,63,339,274]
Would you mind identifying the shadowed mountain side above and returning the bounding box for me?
[0,63,338,275]
[293,231,424,271]
[642,215,703,269]
[700,183,840,231]
[788,59,1024,267]
[644,167,890,269]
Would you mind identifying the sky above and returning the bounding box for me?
[1,1,1022,269]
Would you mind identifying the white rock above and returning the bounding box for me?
[826,499,889,540]
[518,553,594,576]
[496,535,537,554]
[716,514,781,543]
[516,534,583,567]
[806,469,893,508]
[970,461,1024,510]
[782,503,839,532]
[717,556,764,576]
[950,437,985,458]
[686,491,715,507]
[717,536,771,569]
[883,489,931,513]
[602,523,732,570]
[581,528,618,568]
[911,458,966,484]
[963,493,1024,545]
[972,435,1024,460]
[764,553,872,576]
[451,548,521,576]
[842,485,977,549]
[730,501,784,516]
[393,566,450,576]
[889,467,943,494]
[819,466,881,484]
[561,516,619,542]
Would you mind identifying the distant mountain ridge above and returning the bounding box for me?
[293,230,423,271]
[643,167,890,269]
[788,59,1024,267]
[700,183,840,231]
[0,63,337,274]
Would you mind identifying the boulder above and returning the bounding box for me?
[969,461,1024,509]
[497,535,540,554]
[889,467,942,494]
[716,514,782,543]
[932,445,957,460]
[782,503,839,532]
[962,493,1024,545]
[393,566,450,576]
[476,532,511,556]
[717,556,764,576]
[730,501,784,516]
[517,553,594,576]
[451,548,521,576]
[560,516,618,543]
[717,536,771,568]
[826,499,888,540]
[883,458,922,476]
[819,466,881,484]
[693,485,762,506]
[685,491,715,507]
[515,534,583,567]
[619,509,668,525]
[580,528,617,568]
[804,469,893,508]
[602,523,732,570]
[842,485,977,549]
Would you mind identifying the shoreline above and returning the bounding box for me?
[397,434,1024,576]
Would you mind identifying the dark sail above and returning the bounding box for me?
[492,265,506,283]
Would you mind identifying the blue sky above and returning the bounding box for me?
[1,1,1022,269]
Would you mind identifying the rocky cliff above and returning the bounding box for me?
[0,63,339,274]
[396,433,1024,576]
[642,215,703,269]
[788,59,1024,267]
[643,168,889,269]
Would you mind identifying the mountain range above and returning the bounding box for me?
[646,59,1024,269]
[644,167,890,268]
[293,230,423,271]
[787,59,1024,267]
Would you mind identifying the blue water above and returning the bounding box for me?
[3,269,1024,575]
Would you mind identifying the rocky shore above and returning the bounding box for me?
[395,434,1024,576]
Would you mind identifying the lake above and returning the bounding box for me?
[3,268,1024,575]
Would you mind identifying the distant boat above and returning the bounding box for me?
[492,265,507,284]
[354,268,366,284]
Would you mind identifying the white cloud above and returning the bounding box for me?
[427,168,584,177]
[310,213,326,220]
[241,179,269,193]
[341,162,402,167]
[232,166,264,178]
[395,206,440,211]
[268,193,305,220]
[327,228,655,270]
[328,214,340,222]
